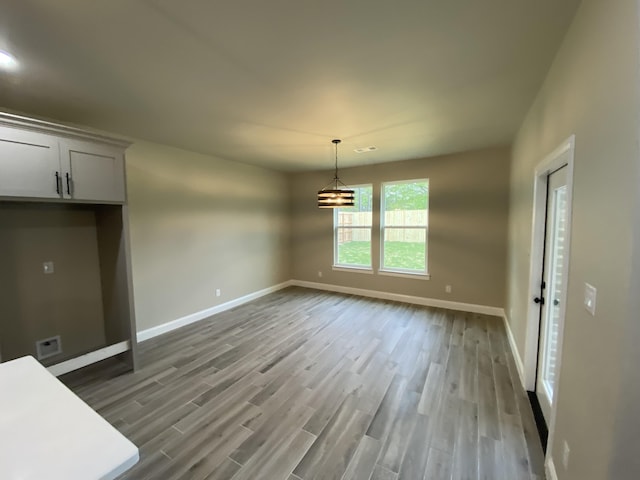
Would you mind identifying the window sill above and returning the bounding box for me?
[332,265,374,274]
[378,269,431,280]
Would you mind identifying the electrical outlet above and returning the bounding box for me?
[562,440,570,469]
[216,289,221,297]
[318,271,323,278]
[36,335,62,360]
[445,285,452,293]
[43,261,54,274]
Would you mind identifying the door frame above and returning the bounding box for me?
[523,135,575,458]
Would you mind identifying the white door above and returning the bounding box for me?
[0,126,62,199]
[535,165,569,424]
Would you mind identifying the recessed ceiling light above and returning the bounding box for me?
[0,50,18,71]
[354,146,377,153]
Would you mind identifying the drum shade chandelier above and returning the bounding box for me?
[317,139,355,208]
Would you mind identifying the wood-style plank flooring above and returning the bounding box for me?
[63,287,545,480]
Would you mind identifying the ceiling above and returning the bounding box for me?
[0,0,580,171]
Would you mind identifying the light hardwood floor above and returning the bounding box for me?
[63,287,545,480]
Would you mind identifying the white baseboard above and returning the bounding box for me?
[546,457,559,480]
[290,279,505,317]
[47,341,130,377]
[137,279,506,346]
[502,312,526,389]
[137,281,293,343]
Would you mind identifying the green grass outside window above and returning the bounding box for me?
[337,241,426,271]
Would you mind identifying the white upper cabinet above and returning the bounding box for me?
[60,139,126,203]
[0,114,129,203]
[0,126,61,199]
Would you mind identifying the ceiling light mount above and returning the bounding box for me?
[0,50,18,71]
[317,139,355,208]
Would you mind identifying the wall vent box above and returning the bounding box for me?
[36,336,62,360]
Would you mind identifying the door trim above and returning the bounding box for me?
[523,135,575,460]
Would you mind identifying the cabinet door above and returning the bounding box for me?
[60,139,126,203]
[0,126,62,199]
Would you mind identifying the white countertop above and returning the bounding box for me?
[0,356,139,480]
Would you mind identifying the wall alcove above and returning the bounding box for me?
[0,112,137,375]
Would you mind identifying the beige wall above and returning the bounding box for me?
[507,0,640,478]
[291,146,510,308]
[125,141,290,332]
[0,203,107,364]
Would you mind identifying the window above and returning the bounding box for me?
[334,185,373,269]
[381,179,429,275]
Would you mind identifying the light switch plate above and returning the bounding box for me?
[43,261,54,274]
[584,283,596,315]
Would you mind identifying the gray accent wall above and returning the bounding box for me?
[0,203,107,364]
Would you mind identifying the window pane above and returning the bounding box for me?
[382,179,429,273]
[384,181,428,226]
[336,228,371,267]
[338,210,372,227]
[382,228,426,272]
[384,209,427,227]
[542,185,567,400]
[334,185,373,268]
[341,185,373,214]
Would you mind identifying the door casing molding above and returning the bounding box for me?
[523,135,575,472]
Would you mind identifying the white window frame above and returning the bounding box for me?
[333,184,373,272]
[380,179,429,278]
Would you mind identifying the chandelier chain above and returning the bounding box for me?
[334,140,339,187]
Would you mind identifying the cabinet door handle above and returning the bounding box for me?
[65,172,72,196]
[55,171,61,195]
